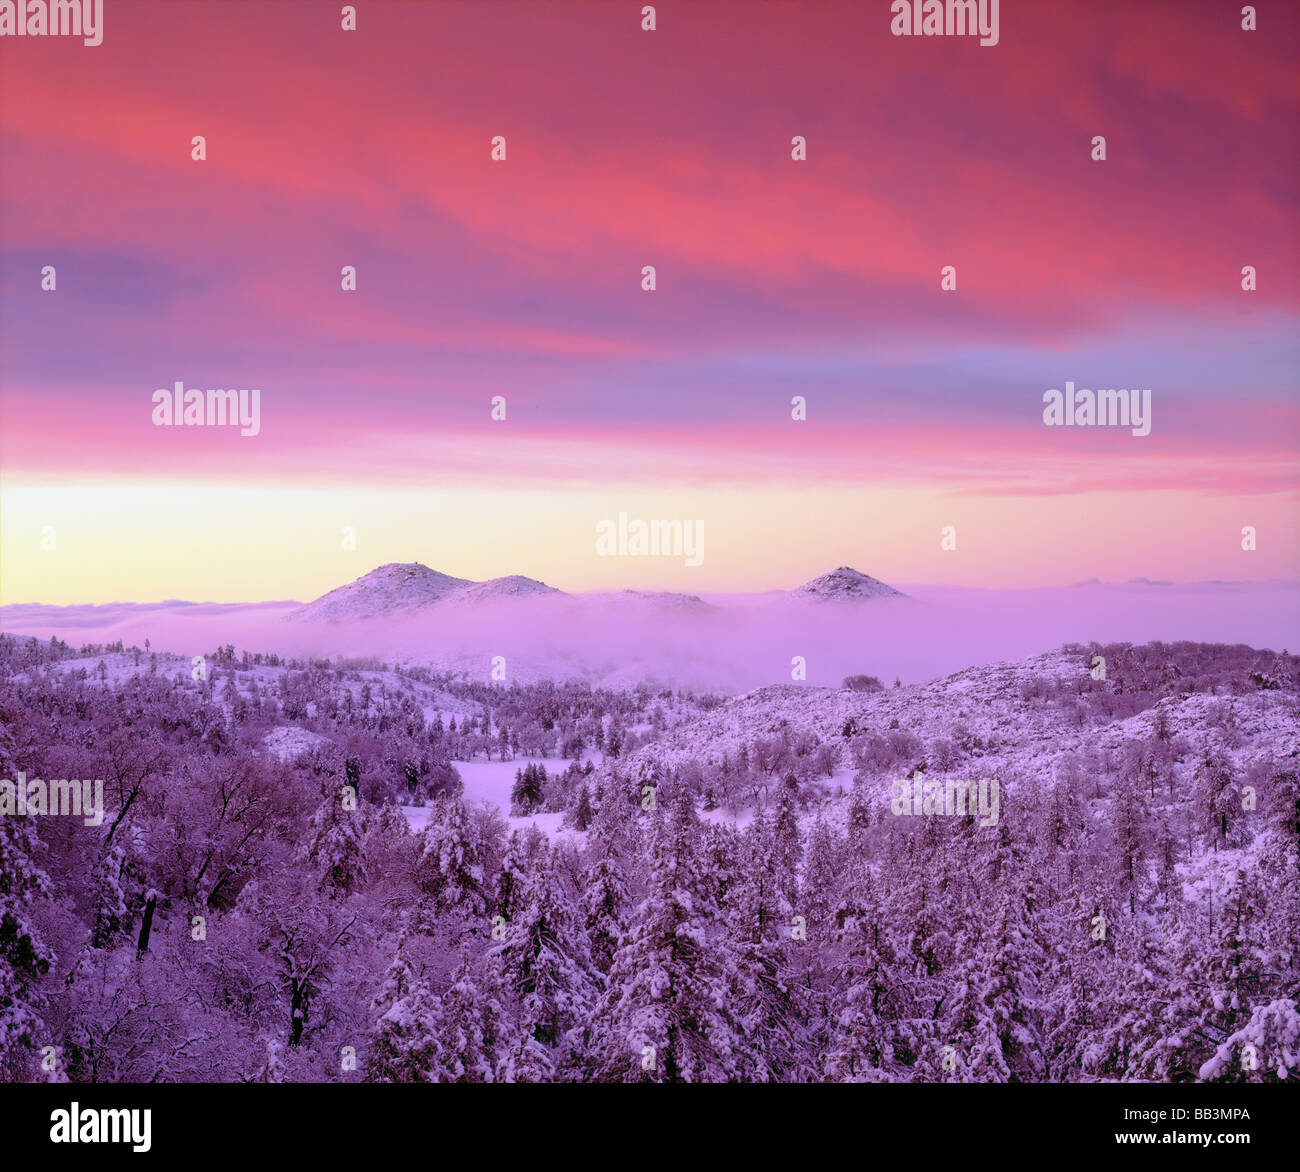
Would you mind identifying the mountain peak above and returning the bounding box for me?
[444,575,563,603]
[794,566,904,600]
[289,562,473,622]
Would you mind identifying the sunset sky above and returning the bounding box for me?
[2,0,1297,604]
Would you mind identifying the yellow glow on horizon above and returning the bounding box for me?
[1,481,1297,605]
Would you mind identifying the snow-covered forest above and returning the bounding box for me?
[1,632,1297,1082]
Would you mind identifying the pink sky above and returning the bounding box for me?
[1,0,1297,601]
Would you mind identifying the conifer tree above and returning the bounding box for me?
[824,865,906,1082]
[491,850,599,1080]
[430,955,515,1083]
[367,948,444,1082]
[300,784,367,897]
[416,794,488,917]
[732,817,800,1080]
[593,795,749,1081]
[0,731,53,1075]
[582,849,629,977]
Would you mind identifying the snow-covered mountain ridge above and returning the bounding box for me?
[286,562,903,622]
[289,563,560,621]
[606,644,1300,812]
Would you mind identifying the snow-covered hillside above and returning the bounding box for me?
[787,566,906,601]
[3,630,1296,1086]
[289,562,472,622]
[442,576,562,605]
[605,644,1300,824]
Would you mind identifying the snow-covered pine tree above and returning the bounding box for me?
[978,880,1046,1081]
[697,820,743,913]
[490,848,599,1080]
[492,831,528,924]
[415,794,489,918]
[931,954,1010,1083]
[1198,997,1300,1082]
[582,848,629,977]
[1193,746,1238,852]
[823,863,906,1082]
[845,781,874,860]
[367,947,445,1082]
[300,782,367,897]
[0,728,54,1077]
[731,815,800,1081]
[89,841,129,949]
[593,793,750,1082]
[1127,872,1267,1082]
[802,816,844,937]
[1109,768,1147,917]
[430,954,515,1082]
[771,780,803,909]
[566,781,593,831]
